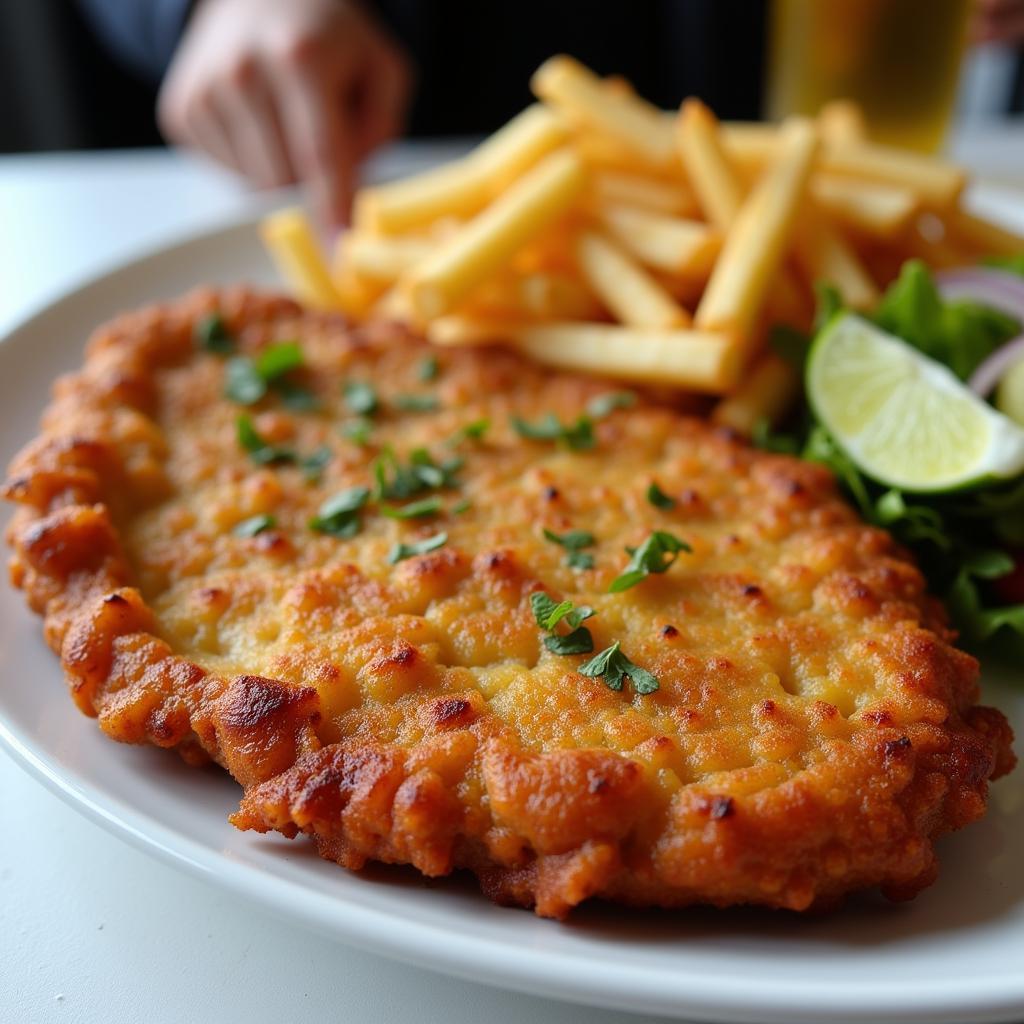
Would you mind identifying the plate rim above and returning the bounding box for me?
[2,199,1024,1024]
[5,713,1024,1024]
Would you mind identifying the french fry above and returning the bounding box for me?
[695,117,819,349]
[332,257,389,319]
[261,57,1009,409]
[590,170,697,217]
[518,273,603,319]
[425,314,511,347]
[470,103,571,186]
[676,100,810,329]
[371,283,416,322]
[353,161,491,237]
[338,233,434,282]
[712,352,800,435]
[355,104,567,234]
[720,122,780,178]
[651,270,707,309]
[604,74,637,99]
[463,270,602,321]
[573,132,657,175]
[949,209,1024,258]
[817,100,867,144]
[599,204,721,277]
[811,173,918,238]
[532,55,676,170]
[820,140,966,207]
[904,216,971,269]
[407,148,587,320]
[260,207,342,311]
[508,322,742,392]
[792,203,879,310]
[510,215,581,274]
[675,99,744,230]
[576,231,691,328]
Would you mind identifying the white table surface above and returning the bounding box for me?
[1,128,1023,1024]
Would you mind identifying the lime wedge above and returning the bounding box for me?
[995,356,1024,427]
[806,313,1024,492]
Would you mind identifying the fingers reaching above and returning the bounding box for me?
[156,0,412,227]
[212,61,296,189]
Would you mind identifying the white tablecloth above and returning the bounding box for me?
[1,129,1022,1024]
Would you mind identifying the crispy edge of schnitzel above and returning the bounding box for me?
[3,288,1015,918]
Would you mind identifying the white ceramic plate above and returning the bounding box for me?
[2,198,1024,1024]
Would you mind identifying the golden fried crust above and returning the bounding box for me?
[4,288,1015,918]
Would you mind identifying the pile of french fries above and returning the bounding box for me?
[261,54,1024,433]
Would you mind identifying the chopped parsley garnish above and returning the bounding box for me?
[388,531,447,564]
[544,528,595,550]
[195,313,235,354]
[530,592,594,631]
[543,527,596,570]
[255,341,303,379]
[380,496,443,519]
[373,446,462,500]
[448,418,490,445]
[225,341,316,409]
[236,415,296,465]
[233,514,276,538]
[393,393,440,413]
[647,482,676,510]
[586,390,636,419]
[417,355,439,381]
[578,641,659,694]
[451,498,471,514]
[609,530,691,592]
[225,358,267,405]
[309,486,370,538]
[275,378,321,412]
[530,592,596,656]
[300,445,332,484]
[511,413,595,451]
[340,418,373,445]
[544,630,595,655]
[343,380,379,416]
[235,415,330,476]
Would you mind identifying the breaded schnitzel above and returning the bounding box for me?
[4,289,1014,918]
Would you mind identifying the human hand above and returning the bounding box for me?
[972,0,1024,44]
[158,0,411,227]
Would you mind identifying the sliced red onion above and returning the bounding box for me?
[936,268,1024,322]
[968,334,1024,397]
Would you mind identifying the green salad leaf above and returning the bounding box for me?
[756,261,1024,660]
[873,260,1020,380]
[985,254,1024,277]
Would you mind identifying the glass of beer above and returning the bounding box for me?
[767,0,971,153]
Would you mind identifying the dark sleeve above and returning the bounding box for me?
[73,0,194,82]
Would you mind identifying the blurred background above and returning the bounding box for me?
[2,0,1022,156]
